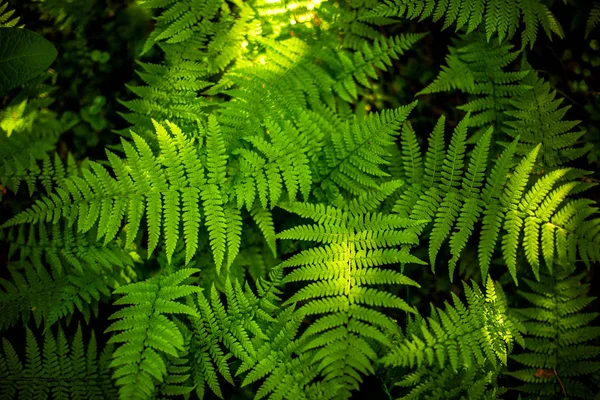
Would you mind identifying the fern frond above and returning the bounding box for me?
[428,113,470,269]
[506,268,600,399]
[586,3,600,38]
[239,306,315,400]
[3,222,134,275]
[383,278,517,370]
[393,115,600,282]
[1,121,243,269]
[156,332,195,397]
[316,102,417,199]
[204,115,228,271]
[1,152,78,197]
[447,126,492,273]
[504,70,590,171]
[363,0,563,47]
[216,32,424,152]
[141,0,225,56]
[322,34,427,102]
[251,204,278,257]
[275,199,425,397]
[120,61,211,141]
[0,0,20,27]
[393,364,503,399]
[0,258,131,331]
[0,325,116,399]
[234,118,312,210]
[0,222,136,328]
[185,270,314,400]
[419,32,531,142]
[106,268,201,400]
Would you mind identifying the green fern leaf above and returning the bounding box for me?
[0,325,116,399]
[363,0,563,47]
[587,3,600,38]
[506,269,600,399]
[106,268,201,400]
[276,198,425,397]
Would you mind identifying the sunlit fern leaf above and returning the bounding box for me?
[215,33,424,154]
[499,144,543,281]
[139,0,222,55]
[382,278,518,371]
[204,114,228,271]
[216,36,330,140]
[0,120,241,270]
[477,137,520,277]
[0,81,77,173]
[275,199,425,397]
[393,116,600,282]
[234,118,313,210]
[0,0,20,27]
[340,179,406,215]
[204,4,255,74]
[321,34,427,102]
[0,325,116,399]
[106,268,201,400]
[251,204,278,257]
[428,113,470,270]
[398,122,424,185]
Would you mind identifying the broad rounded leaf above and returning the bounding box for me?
[0,27,57,94]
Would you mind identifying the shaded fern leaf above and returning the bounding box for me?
[316,102,417,200]
[363,0,563,47]
[419,32,531,143]
[504,70,591,171]
[506,269,600,399]
[0,325,116,399]
[0,260,129,331]
[392,363,504,399]
[185,270,314,400]
[383,279,522,399]
[0,223,136,330]
[0,152,77,196]
[3,222,135,275]
[586,3,600,38]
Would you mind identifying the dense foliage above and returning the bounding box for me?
[1,0,599,399]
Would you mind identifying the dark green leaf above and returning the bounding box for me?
[0,27,57,95]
